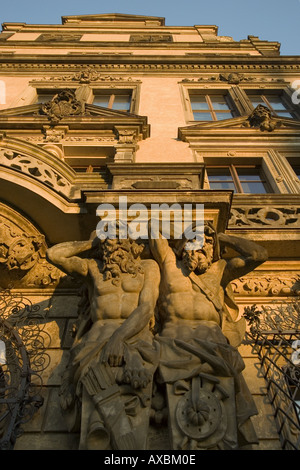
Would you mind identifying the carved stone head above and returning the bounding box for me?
[99,237,145,285]
[180,221,219,274]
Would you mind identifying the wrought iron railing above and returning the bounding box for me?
[0,289,50,449]
[243,300,300,450]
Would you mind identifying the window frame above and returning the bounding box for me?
[242,87,300,119]
[91,89,134,113]
[81,83,140,114]
[179,83,240,123]
[189,93,235,121]
[10,80,141,114]
[206,163,272,194]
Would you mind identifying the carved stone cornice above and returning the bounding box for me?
[1,62,300,75]
[30,72,141,84]
[107,163,205,190]
[181,74,289,85]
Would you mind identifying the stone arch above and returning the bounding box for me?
[0,134,94,244]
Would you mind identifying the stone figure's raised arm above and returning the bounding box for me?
[46,232,98,278]
[218,232,268,285]
[147,218,174,267]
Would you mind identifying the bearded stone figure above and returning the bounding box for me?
[46,232,160,450]
[149,221,268,450]
[47,221,268,451]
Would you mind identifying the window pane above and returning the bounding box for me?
[215,111,233,120]
[112,95,131,111]
[292,166,300,179]
[190,95,209,110]
[193,112,213,121]
[249,94,293,117]
[236,168,263,180]
[93,95,110,107]
[207,168,236,191]
[267,96,287,110]
[276,111,293,118]
[36,94,54,103]
[236,167,269,193]
[249,95,265,107]
[207,168,233,181]
[240,181,267,193]
[210,95,230,110]
[209,181,236,191]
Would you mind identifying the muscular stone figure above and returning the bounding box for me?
[149,222,268,450]
[47,232,160,450]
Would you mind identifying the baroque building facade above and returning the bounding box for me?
[0,14,299,450]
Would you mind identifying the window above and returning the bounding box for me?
[246,92,298,118]
[93,91,132,112]
[35,91,57,104]
[34,89,133,112]
[189,93,235,121]
[286,157,300,180]
[291,165,300,180]
[206,164,272,193]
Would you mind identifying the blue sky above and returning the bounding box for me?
[0,0,299,55]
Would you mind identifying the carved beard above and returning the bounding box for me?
[101,239,144,285]
[182,248,213,274]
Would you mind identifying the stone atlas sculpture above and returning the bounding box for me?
[46,220,268,450]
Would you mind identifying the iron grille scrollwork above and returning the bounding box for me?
[243,299,300,450]
[0,289,50,449]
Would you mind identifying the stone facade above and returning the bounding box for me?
[0,14,299,451]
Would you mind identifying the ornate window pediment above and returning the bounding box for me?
[0,89,150,167]
[0,89,147,126]
[178,105,300,140]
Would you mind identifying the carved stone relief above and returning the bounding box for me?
[116,177,194,190]
[46,226,269,450]
[36,33,82,42]
[31,72,139,84]
[243,104,281,132]
[231,273,300,297]
[130,34,173,42]
[107,163,204,190]
[0,203,65,289]
[181,75,287,84]
[0,148,72,198]
[42,126,68,143]
[46,234,161,450]
[116,129,138,144]
[39,89,87,124]
[229,206,300,227]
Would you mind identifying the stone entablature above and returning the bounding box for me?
[0,14,280,57]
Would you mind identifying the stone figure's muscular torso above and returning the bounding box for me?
[46,237,160,367]
[158,248,221,327]
[149,231,268,340]
[86,258,154,322]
